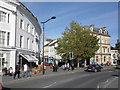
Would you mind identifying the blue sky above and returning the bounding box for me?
[23,2,118,47]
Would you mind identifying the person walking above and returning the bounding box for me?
[8,67,13,76]
[54,63,58,72]
[13,64,20,79]
[66,63,70,71]
[53,63,58,72]
[22,64,28,78]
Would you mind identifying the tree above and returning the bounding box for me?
[55,21,99,67]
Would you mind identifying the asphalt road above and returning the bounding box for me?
[3,68,119,89]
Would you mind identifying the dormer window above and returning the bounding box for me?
[104,30,107,34]
[102,30,104,34]
[90,27,93,32]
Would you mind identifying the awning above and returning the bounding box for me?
[20,54,38,62]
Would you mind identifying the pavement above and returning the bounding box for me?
[2,66,85,84]
[2,66,115,85]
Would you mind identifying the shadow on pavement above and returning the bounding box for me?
[112,74,119,77]
[2,87,11,90]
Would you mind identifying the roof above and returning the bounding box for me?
[19,2,39,22]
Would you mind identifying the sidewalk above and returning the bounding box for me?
[2,66,114,84]
[2,67,85,84]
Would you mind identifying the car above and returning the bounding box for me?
[85,64,103,72]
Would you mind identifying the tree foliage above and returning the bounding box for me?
[55,21,99,66]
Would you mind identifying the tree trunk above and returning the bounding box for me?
[77,61,79,68]
[77,59,80,68]
[84,59,86,67]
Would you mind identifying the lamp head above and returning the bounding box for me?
[51,16,56,19]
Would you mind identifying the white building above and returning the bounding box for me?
[0,0,42,72]
[44,39,62,64]
[111,49,119,65]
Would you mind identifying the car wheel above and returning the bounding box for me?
[95,69,97,72]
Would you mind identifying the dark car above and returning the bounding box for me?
[85,64,103,72]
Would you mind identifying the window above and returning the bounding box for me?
[20,36,23,48]
[8,14,10,23]
[102,39,104,43]
[104,48,105,53]
[96,56,98,62]
[32,27,34,35]
[0,11,6,22]
[105,40,107,44]
[7,32,10,45]
[0,31,6,45]
[32,40,33,50]
[27,24,30,32]
[20,19,24,29]
[108,48,109,53]
[27,38,30,49]
[104,56,106,62]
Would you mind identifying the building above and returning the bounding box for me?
[110,40,120,65]
[44,39,62,64]
[44,38,53,58]
[84,25,111,65]
[44,25,111,65]
[111,48,118,65]
[0,0,42,72]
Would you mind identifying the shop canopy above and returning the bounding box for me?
[20,54,38,62]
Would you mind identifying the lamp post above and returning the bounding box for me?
[41,16,56,75]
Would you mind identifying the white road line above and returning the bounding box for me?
[97,85,99,89]
[43,82,56,88]
[104,77,118,88]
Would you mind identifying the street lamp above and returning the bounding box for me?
[41,16,56,75]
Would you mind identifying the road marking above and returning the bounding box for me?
[108,71,113,72]
[97,85,99,89]
[43,82,56,88]
[103,77,118,88]
[106,80,108,83]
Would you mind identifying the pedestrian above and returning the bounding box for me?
[54,63,58,72]
[49,63,53,69]
[8,67,13,76]
[13,64,20,79]
[28,66,32,77]
[62,64,65,70]
[21,64,28,78]
[66,63,70,71]
[3,67,8,76]
[53,64,55,72]
[64,63,67,70]
[53,63,58,72]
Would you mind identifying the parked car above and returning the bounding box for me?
[85,64,103,72]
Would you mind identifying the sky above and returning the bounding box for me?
[22,1,118,47]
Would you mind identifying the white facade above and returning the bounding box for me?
[44,39,62,63]
[111,50,118,65]
[0,0,42,72]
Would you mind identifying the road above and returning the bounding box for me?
[3,67,119,89]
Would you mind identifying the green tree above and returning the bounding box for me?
[55,21,99,67]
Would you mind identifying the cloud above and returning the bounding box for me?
[81,10,118,24]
